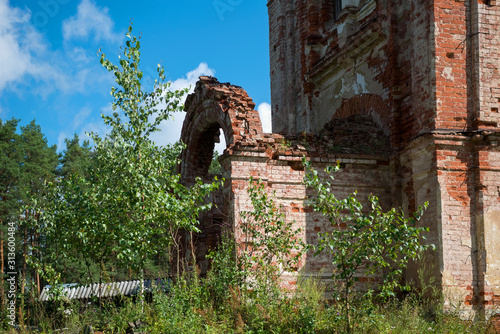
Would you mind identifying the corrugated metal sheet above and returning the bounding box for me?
[39,278,170,301]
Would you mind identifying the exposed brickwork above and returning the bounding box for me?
[320,114,391,156]
[180,78,392,288]
[223,135,392,289]
[332,94,391,136]
[178,0,500,320]
[263,0,500,318]
[180,76,262,185]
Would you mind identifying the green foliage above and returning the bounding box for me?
[58,133,92,179]
[239,176,305,298]
[208,150,223,175]
[205,228,242,311]
[0,118,23,225]
[151,242,318,334]
[152,271,229,334]
[0,118,58,223]
[13,239,493,333]
[19,121,59,198]
[27,24,220,300]
[0,117,58,326]
[303,158,434,333]
[15,284,493,334]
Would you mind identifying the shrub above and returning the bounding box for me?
[303,159,433,333]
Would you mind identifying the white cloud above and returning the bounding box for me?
[57,131,68,151]
[168,62,215,97]
[66,46,93,65]
[258,102,272,133]
[73,106,92,130]
[62,0,121,43]
[0,1,113,96]
[0,0,37,91]
[150,63,216,148]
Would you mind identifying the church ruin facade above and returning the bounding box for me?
[179,0,500,316]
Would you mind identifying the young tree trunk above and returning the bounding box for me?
[141,268,144,313]
[345,282,351,334]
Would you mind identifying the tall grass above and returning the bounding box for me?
[15,273,497,333]
[11,239,499,333]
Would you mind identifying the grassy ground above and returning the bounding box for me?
[7,275,499,334]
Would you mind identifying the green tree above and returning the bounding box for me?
[19,120,59,200]
[0,119,58,325]
[0,118,23,308]
[58,133,92,179]
[208,151,223,175]
[303,159,432,333]
[239,177,305,298]
[50,134,98,284]
[30,25,220,300]
[18,120,58,325]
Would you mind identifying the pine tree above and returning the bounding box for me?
[0,118,24,307]
[19,120,58,201]
[58,134,92,179]
[18,120,58,309]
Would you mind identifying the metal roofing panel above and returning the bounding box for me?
[39,279,168,301]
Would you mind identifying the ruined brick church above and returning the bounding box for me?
[179,0,500,316]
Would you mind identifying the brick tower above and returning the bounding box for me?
[180,0,500,318]
[267,0,500,315]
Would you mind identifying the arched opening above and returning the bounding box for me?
[177,76,264,274]
[180,76,263,185]
[185,123,223,183]
[179,112,229,273]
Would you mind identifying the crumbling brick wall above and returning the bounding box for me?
[180,78,392,289]
[177,0,500,319]
[222,134,392,289]
[266,0,500,317]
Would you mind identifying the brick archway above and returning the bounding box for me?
[179,76,263,184]
[333,94,391,136]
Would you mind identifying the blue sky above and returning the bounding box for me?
[0,0,271,152]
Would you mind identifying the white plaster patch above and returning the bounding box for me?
[485,210,500,286]
[337,22,346,35]
[354,73,368,94]
[442,67,453,80]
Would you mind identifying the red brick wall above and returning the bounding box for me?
[434,0,469,130]
[268,0,439,143]
[178,0,500,317]
[477,1,500,128]
[224,141,392,289]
